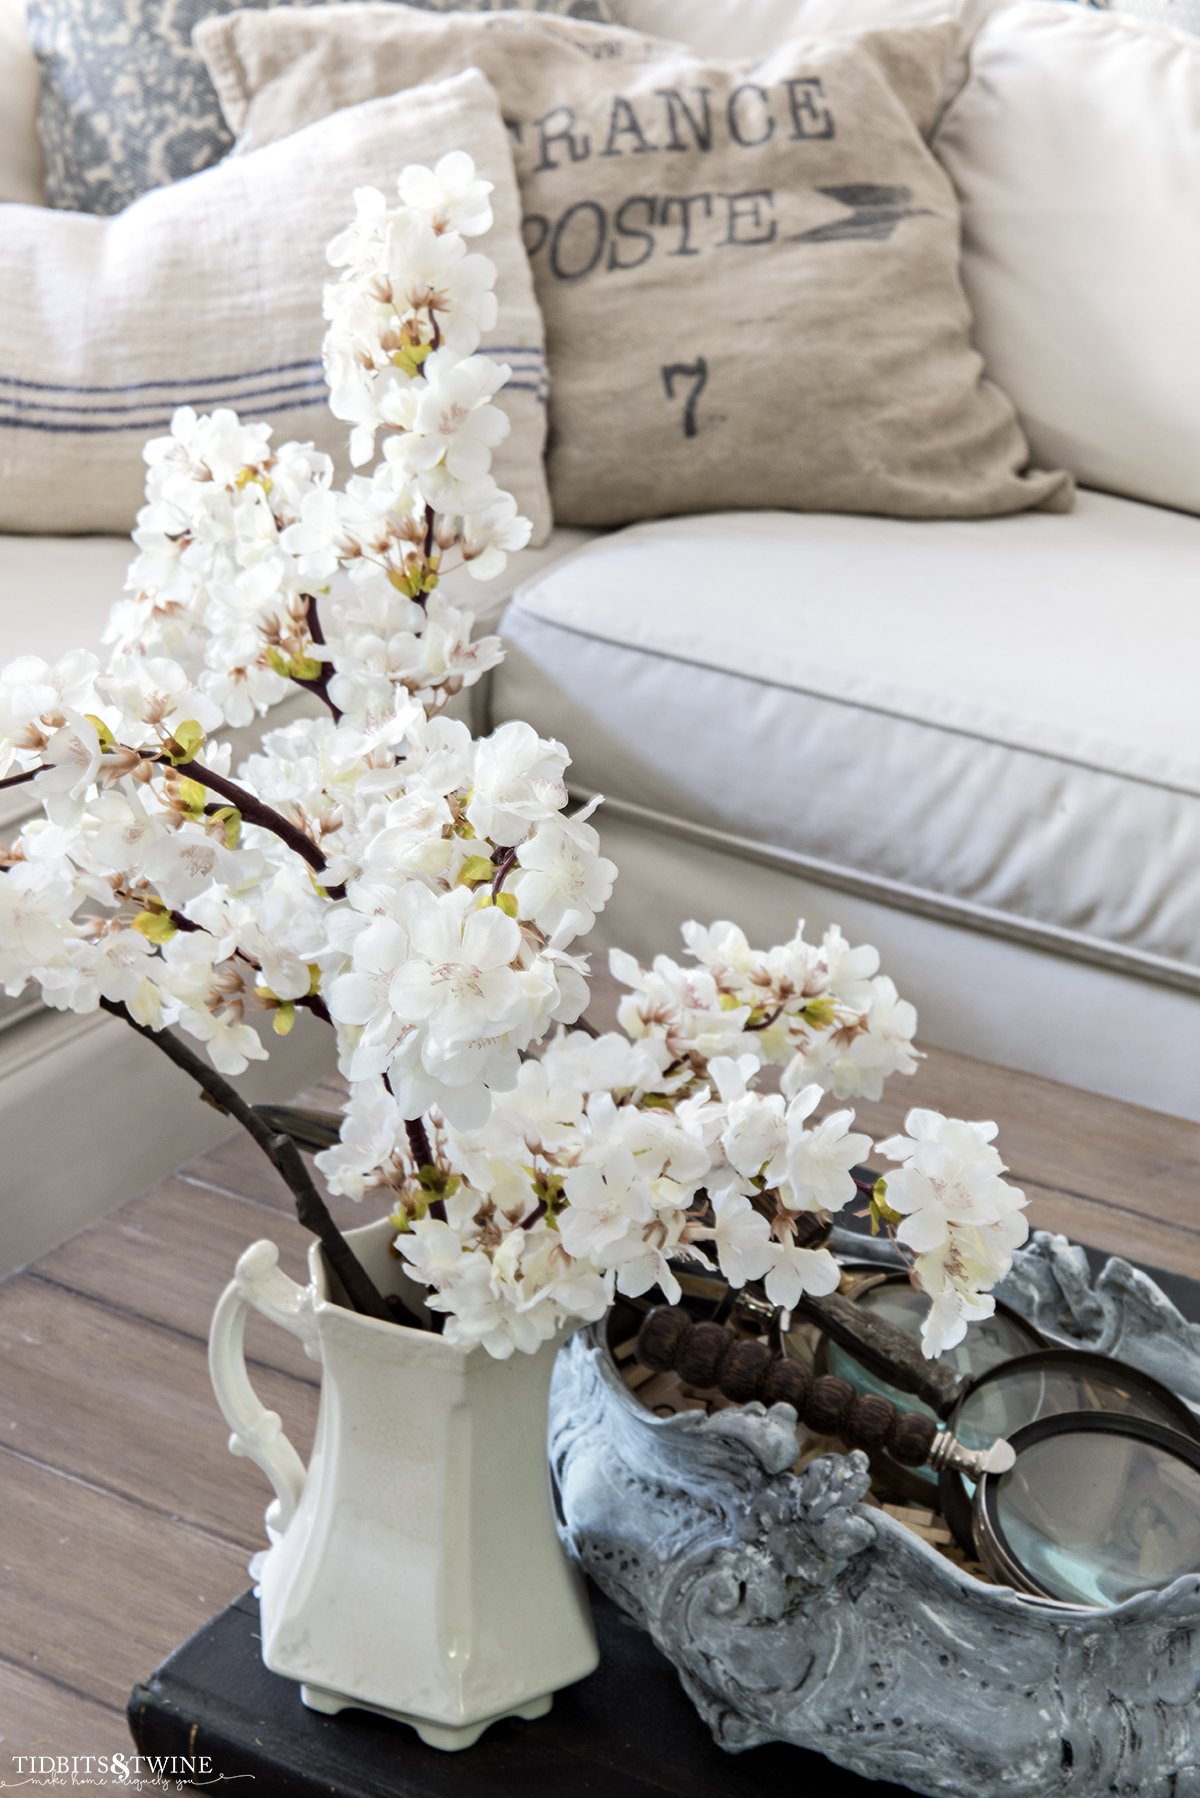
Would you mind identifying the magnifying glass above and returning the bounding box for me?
[936,1347,1200,1567]
[971,1412,1200,1607]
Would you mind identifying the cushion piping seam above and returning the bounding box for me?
[575,785,1200,998]
[510,602,1200,801]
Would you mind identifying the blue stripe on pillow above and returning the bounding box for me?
[0,348,549,431]
[0,379,330,417]
[0,359,324,395]
[0,349,545,399]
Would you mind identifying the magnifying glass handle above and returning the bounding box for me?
[635,1309,938,1466]
[794,1290,962,1418]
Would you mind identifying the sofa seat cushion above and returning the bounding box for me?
[492,494,1200,985]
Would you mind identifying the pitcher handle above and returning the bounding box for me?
[208,1238,318,1541]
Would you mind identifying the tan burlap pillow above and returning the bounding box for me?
[0,68,551,540]
[199,6,1073,527]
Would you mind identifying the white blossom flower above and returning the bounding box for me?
[800,975,920,1101]
[38,926,159,1017]
[878,1109,1029,1357]
[0,650,101,776]
[388,352,511,486]
[395,152,494,236]
[176,1003,269,1076]
[774,1084,873,1215]
[34,713,104,816]
[387,886,523,1059]
[513,802,617,938]
[467,721,569,845]
[315,1081,403,1200]
[460,488,533,580]
[98,657,222,746]
[559,1153,654,1262]
[0,858,81,994]
[703,1189,775,1286]
[762,1239,842,1310]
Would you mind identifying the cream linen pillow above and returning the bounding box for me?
[199,6,1070,528]
[0,0,43,203]
[935,0,1200,516]
[0,68,551,539]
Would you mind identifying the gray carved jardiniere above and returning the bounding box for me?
[548,1230,1200,1798]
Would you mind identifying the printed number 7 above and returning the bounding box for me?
[661,358,708,439]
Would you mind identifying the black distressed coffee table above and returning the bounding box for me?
[129,1583,915,1796]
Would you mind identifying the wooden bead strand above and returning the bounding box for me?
[635,1306,938,1470]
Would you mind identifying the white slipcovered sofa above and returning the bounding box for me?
[2,0,1197,1274]
[489,496,1200,1121]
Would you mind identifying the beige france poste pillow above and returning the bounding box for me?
[0,67,551,539]
[199,5,1071,529]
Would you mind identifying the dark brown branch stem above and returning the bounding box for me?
[419,504,437,595]
[296,992,333,1026]
[178,756,346,900]
[490,845,518,898]
[0,765,42,791]
[293,594,343,722]
[97,996,391,1322]
[744,1004,784,1033]
[406,1114,434,1169]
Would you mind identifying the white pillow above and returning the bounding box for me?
[935,0,1200,516]
[610,0,1001,58]
[0,70,552,539]
[0,0,42,204]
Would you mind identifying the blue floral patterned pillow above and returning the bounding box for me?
[1099,0,1200,30]
[27,0,613,215]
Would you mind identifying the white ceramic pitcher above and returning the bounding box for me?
[208,1215,599,1748]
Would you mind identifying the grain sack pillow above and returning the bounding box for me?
[26,0,613,217]
[0,68,552,540]
[199,5,1071,528]
[935,0,1200,515]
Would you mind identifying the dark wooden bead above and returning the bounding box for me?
[804,1374,857,1436]
[886,1409,938,1468]
[762,1357,814,1413]
[677,1321,736,1390]
[719,1339,771,1404]
[842,1392,895,1451]
[635,1307,693,1373]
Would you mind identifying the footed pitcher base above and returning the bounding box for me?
[299,1682,554,1750]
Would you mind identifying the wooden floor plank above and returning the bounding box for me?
[851,1045,1200,1278]
[183,1130,300,1212]
[0,1278,317,1547]
[33,1176,322,1384]
[0,1659,124,1758]
[0,1452,247,1712]
[183,1130,370,1239]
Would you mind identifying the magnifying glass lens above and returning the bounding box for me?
[956,1359,1190,1455]
[984,1424,1200,1607]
